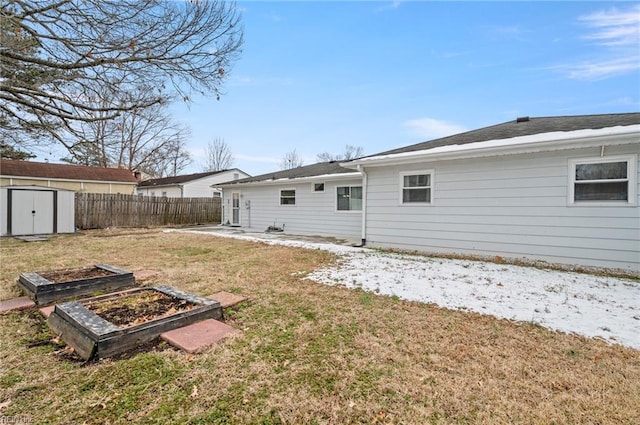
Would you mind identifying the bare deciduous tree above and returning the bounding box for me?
[142,138,193,178]
[316,144,365,162]
[202,138,234,171]
[1,0,243,150]
[61,91,193,177]
[280,149,304,170]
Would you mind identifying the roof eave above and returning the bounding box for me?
[137,183,183,189]
[347,125,640,168]
[217,172,362,187]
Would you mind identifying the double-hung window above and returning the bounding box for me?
[280,189,296,205]
[337,186,362,211]
[569,156,636,205]
[400,171,433,204]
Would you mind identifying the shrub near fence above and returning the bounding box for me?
[75,193,222,229]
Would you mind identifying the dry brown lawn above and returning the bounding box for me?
[0,228,638,424]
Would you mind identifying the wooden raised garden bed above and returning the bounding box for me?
[47,286,222,360]
[17,264,135,305]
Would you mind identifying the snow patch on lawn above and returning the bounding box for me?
[170,229,640,349]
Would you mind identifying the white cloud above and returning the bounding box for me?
[555,5,640,80]
[579,5,640,46]
[562,57,640,81]
[375,1,404,13]
[264,12,283,23]
[403,117,467,140]
[228,75,256,87]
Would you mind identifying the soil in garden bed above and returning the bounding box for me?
[83,290,197,328]
[39,266,114,283]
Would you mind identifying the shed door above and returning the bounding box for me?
[11,190,55,235]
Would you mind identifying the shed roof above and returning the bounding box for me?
[223,161,356,185]
[366,113,640,157]
[138,169,244,187]
[0,159,139,183]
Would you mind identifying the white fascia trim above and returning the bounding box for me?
[345,125,640,168]
[138,183,182,190]
[2,175,138,185]
[217,172,363,188]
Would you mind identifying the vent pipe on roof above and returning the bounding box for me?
[516,116,530,123]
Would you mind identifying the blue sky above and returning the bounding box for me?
[172,1,639,176]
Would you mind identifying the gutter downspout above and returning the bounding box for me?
[355,164,367,247]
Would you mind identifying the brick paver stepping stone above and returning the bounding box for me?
[161,319,241,354]
[208,291,247,308]
[39,305,55,318]
[0,296,35,314]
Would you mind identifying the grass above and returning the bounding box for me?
[1,228,639,424]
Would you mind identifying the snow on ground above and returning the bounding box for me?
[170,229,640,350]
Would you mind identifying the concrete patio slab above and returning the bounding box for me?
[161,319,241,354]
[0,296,35,314]
[208,291,247,308]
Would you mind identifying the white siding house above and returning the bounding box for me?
[219,162,363,241]
[345,113,640,274]
[137,169,249,197]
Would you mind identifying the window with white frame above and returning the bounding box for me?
[313,182,325,192]
[400,171,433,204]
[569,156,636,204]
[337,186,362,211]
[280,189,296,205]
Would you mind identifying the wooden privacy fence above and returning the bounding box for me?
[75,193,222,229]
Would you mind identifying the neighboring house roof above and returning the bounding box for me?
[372,113,640,157]
[222,161,358,185]
[137,169,246,188]
[0,159,139,183]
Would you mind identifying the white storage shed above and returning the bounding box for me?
[0,186,75,236]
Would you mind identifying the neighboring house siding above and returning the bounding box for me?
[0,177,135,194]
[223,178,362,240]
[183,170,243,197]
[137,186,182,197]
[137,170,248,198]
[182,180,215,197]
[81,182,135,194]
[364,143,639,272]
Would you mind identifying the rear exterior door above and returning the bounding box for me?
[231,192,241,226]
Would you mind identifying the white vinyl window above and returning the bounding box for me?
[280,189,296,205]
[313,183,325,193]
[336,186,362,211]
[400,171,433,204]
[569,155,636,205]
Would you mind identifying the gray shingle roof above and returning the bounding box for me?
[138,169,237,187]
[367,113,640,157]
[224,162,355,185]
